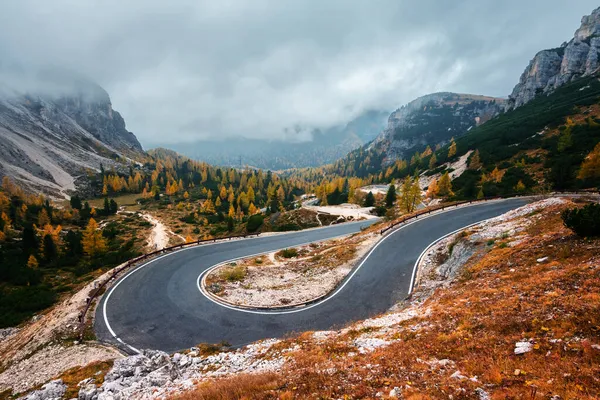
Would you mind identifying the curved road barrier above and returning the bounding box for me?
[95,197,535,353]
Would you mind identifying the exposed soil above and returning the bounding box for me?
[205,233,379,308]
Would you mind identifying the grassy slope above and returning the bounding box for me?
[173,199,600,399]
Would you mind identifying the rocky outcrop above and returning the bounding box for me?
[0,67,144,199]
[18,379,66,400]
[508,7,600,108]
[372,92,504,164]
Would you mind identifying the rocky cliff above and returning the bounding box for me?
[0,68,144,198]
[508,6,600,108]
[372,92,505,164]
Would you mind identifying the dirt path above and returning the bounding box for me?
[141,213,171,250]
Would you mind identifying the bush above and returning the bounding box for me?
[246,214,264,233]
[562,203,600,237]
[278,248,298,258]
[274,223,301,232]
[220,266,247,282]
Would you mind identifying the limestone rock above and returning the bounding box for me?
[508,7,600,109]
[19,379,66,400]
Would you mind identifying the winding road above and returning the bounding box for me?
[95,198,530,353]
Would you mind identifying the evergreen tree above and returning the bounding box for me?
[364,191,375,207]
[42,234,58,263]
[109,199,118,214]
[70,195,82,210]
[384,183,396,208]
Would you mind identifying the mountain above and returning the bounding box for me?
[372,92,505,165]
[156,109,389,170]
[0,68,144,198]
[508,6,600,108]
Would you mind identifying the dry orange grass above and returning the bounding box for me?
[172,202,600,399]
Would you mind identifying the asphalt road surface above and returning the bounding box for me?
[95,198,530,353]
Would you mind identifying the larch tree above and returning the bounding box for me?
[437,172,454,198]
[27,254,39,269]
[399,177,421,213]
[82,218,107,257]
[448,138,457,158]
[578,142,600,180]
[469,149,482,170]
[429,153,437,169]
[426,178,438,199]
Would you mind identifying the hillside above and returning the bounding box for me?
[0,67,145,199]
[11,197,598,399]
[372,92,505,165]
[156,109,389,170]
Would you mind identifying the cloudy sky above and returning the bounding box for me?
[0,1,597,146]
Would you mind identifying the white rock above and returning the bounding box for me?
[389,387,402,398]
[514,341,533,355]
[475,387,491,400]
[537,257,549,263]
[20,379,66,400]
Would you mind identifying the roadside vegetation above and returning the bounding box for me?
[0,178,148,328]
[175,198,600,399]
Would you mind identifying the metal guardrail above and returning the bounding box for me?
[379,190,600,235]
[80,190,599,339]
[78,232,260,339]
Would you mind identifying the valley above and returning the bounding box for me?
[0,3,600,400]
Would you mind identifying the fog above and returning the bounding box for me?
[0,1,597,145]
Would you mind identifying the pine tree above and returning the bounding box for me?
[364,191,375,207]
[437,172,454,197]
[385,183,396,208]
[82,218,107,257]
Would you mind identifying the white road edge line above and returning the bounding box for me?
[408,221,483,295]
[101,220,373,353]
[196,198,512,315]
[102,197,517,351]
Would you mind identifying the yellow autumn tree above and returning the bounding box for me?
[578,142,600,180]
[489,167,503,183]
[437,172,454,198]
[469,149,482,170]
[248,203,257,215]
[448,138,457,158]
[82,218,107,257]
[515,180,526,192]
[429,153,437,169]
[27,255,38,269]
[426,178,438,199]
[228,205,235,219]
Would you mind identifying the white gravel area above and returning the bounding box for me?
[303,203,377,220]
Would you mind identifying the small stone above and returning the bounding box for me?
[514,341,533,355]
[389,387,402,398]
[537,257,549,263]
[475,388,491,400]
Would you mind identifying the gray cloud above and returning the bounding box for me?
[0,0,597,146]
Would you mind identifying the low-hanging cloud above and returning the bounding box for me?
[0,0,597,146]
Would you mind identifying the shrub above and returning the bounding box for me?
[278,248,298,258]
[562,203,600,237]
[246,214,264,233]
[220,266,247,282]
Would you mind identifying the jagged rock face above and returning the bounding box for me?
[508,7,600,108]
[0,69,144,198]
[373,92,504,164]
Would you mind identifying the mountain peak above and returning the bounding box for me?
[508,7,600,109]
